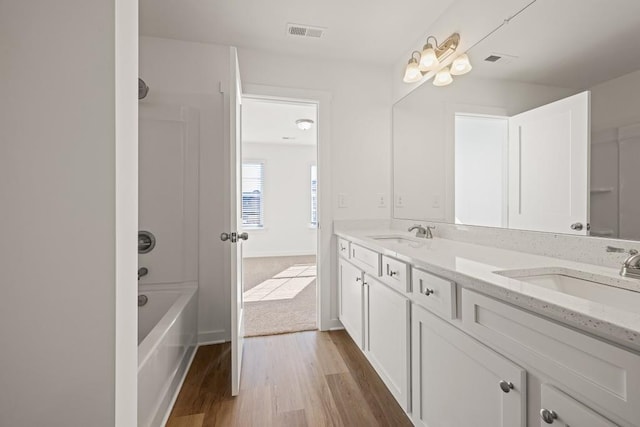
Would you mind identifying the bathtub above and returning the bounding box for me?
[138,284,198,427]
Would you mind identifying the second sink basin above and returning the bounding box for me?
[495,267,640,313]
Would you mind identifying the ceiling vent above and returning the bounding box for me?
[484,53,518,64]
[286,23,325,39]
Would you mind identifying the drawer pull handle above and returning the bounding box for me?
[540,409,557,424]
[499,380,514,393]
[340,245,345,251]
[356,277,362,282]
[389,270,398,277]
[424,288,434,296]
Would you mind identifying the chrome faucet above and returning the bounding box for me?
[621,251,640,279]
[408,224,435,239]
[606,246,640,279]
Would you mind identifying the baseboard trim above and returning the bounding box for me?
[243,251,316,259]
[321,318,343,331]
[198,329,228,345]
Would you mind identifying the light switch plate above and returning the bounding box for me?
[338,193,348,208]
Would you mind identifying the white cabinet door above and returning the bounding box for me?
[365,276,410,410]
[508,91,590,235]
[338,258,364,348]
[539,385,617,427]
[412,305,526,427]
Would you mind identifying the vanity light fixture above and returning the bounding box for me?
[402,32,472,85]
[295,119,314,130]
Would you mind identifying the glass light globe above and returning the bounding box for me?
[433,67,453,86]
[419,43,439,72]
[403,58,422,83]
[450,54,472,75]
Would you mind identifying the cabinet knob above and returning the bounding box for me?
[499,380,514,393]
[389,270,398,277]
[424,288,434,296]
[356,277,362,282]
[540,409,558,424]
[340,245,345,251]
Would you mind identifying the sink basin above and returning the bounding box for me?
[369,235,426,248]
[495,268,640,313]
[371,236,416,244]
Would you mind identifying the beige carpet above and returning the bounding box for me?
[243,256,317,337]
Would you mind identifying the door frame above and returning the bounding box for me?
[242,83,333,331]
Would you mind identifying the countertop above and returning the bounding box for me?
[335,227,640,352]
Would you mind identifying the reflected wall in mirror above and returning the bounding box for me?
[393,0,640,241]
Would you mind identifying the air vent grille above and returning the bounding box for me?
[287,23,325,38]
[484,53,518,64]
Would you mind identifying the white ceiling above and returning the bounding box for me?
[468,0,640,89]
[242,98,317,145]
[139,0,455,65]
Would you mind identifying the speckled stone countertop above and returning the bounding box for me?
[335,227,640,352]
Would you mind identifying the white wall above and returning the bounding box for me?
[237,48,393,221]
[1,1,138,426]
[139,36,230,343]
[242,142,317,258]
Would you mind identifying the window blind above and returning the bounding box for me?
[242,162,264,228]
[311,165,318,226]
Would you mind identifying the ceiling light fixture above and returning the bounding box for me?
[402,33,472,85]
[296,119,314,130]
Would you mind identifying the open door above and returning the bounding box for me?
[508,91,590,235]
[220,47,246,396]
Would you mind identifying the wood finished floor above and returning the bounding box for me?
[167,330,413,427]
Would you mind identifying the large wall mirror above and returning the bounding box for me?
[393,0,640,241]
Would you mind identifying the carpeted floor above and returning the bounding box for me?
[242,255,317,337]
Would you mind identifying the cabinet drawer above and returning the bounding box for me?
[411,268,456,319]
[337,237,350,259]
[462,289,640,425]
[380,255,410,293]
[350,243,381,277]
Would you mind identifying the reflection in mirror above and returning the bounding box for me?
[392,0,640,241]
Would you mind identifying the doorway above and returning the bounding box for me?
[240,97,318,337]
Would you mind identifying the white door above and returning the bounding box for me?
[508,91,590,235]
[539,384,616,427]
[221,47,246,396]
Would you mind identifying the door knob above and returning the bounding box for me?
[570,222,583,231]
[220,232,230,241]
[238,232,249,241]
[540,409,558,424]
[499,380,514,393]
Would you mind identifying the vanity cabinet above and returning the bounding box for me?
[462,288,640,426]
[364,275,411,410]
[338,258,364,348]
[411,304,526,427]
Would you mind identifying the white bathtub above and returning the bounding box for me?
[138,284,198,427]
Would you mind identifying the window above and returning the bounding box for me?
[242,162,264,228]
[310,164,318,227]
